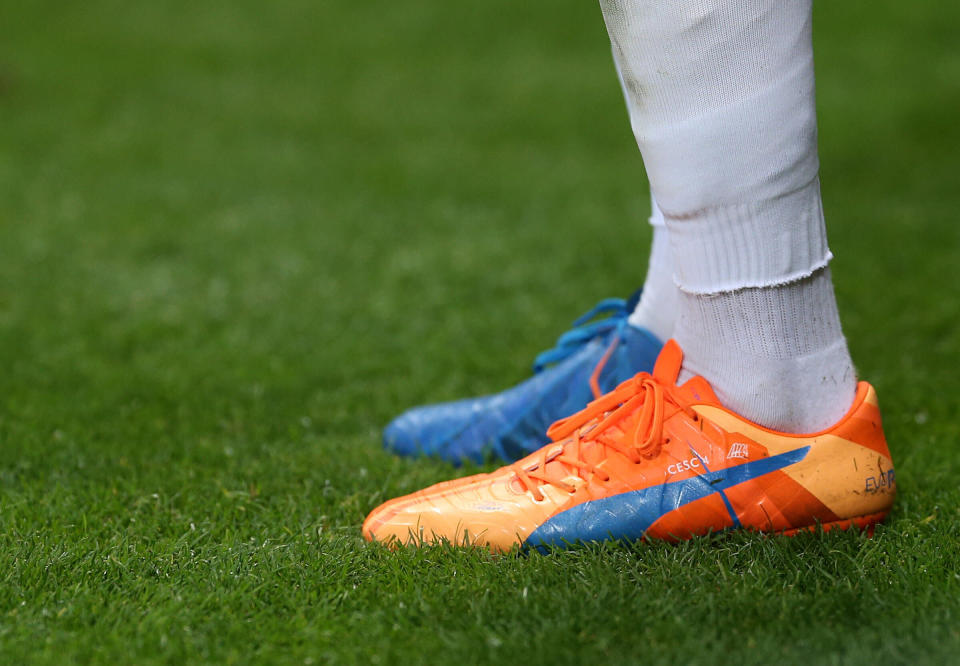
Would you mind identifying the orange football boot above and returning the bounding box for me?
[363,340,896,552]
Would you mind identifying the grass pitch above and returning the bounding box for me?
[1,1,958,663]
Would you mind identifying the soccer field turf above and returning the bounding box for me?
[1,0,958,663]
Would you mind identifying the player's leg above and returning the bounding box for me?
[364,0,895,550]
[604,0,854,433]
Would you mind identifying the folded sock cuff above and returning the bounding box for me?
[664,178,831,294]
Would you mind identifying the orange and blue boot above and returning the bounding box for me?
[383,292,662,465]
[363,340,896,551]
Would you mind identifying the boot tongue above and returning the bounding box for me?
[652,339,684,384]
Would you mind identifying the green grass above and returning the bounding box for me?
[0,0,958,663]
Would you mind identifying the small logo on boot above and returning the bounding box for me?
[727,442,750,460]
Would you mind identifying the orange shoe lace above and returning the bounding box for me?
[509,372,699,501]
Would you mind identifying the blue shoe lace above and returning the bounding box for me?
[532,296,633,374]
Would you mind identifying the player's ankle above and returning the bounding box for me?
[627,212,678,342]
[674,267,857,433]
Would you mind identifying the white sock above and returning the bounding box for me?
[600,0,857,432]
[675,268,855,432]
[627,196,678,342]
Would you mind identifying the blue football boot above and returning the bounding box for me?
[383,292,664,464]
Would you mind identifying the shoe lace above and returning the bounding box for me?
[509,372,698,501]
[531,296,634,374]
